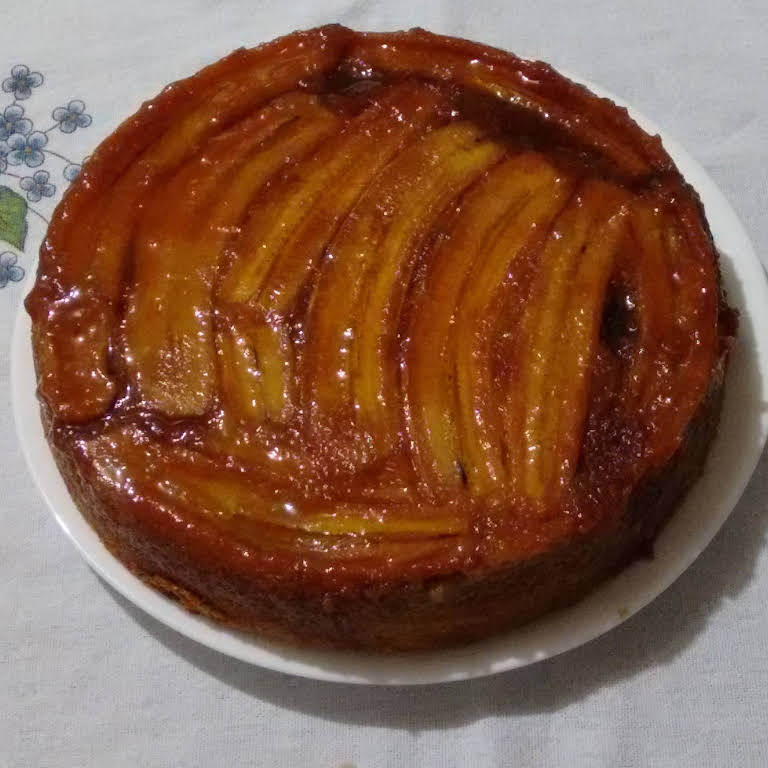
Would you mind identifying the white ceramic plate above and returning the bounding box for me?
[12,75,768,685]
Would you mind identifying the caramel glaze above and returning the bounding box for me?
[27,26,734,622]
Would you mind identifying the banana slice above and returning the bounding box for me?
[352,125,504,458]
[84,426,467,538]
[347,31,661,175]
[304,123,504,458]
[404,155,547,494]
[217,82,449,423]
[125,95,341,417]
[506,181,629,500]
[453,162,574,495]
[32,29,349,422]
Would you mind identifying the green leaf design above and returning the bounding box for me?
[0,185,28,251]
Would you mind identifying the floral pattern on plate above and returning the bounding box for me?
[0,64,92,291]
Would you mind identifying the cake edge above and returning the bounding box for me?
[38,348,728,651]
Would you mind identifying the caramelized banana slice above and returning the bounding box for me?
[254,84,447,317]
[504,192,593,495]
[453,162,574,495]
[303,201,382,428]
[126,95,340,417]
[341,124,505,455]
[244,84,448,423]
[305,124,504,450]
[179,471,468,536]
[544,205,630,495]
[642,199,718,464]
[218,83,443,304]
[347,30,661,175]
[217,82,448,422]
[354,132,505,456]
[604,194,718,470]
[216,311,267,426]
[405,155,545,493]
[31,29,349,423]
[624,201,676,407]
[33,27,353,293]
[83,427,467,538]
[507,181,629,500]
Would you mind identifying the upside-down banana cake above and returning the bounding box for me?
[26,25,736,650]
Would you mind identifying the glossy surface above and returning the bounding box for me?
[17,52,765,680]
[27,25,727,590]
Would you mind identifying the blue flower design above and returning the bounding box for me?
[63,162,82,181]
[0,131,47,167]
[20,169,55,202]
[2,65,43,101]
[0,105,32,140]
[0,251,24,288]
[52,100,92,133]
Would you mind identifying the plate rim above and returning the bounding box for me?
[12,72,768,686]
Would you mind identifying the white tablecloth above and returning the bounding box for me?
[3,2,767,766]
